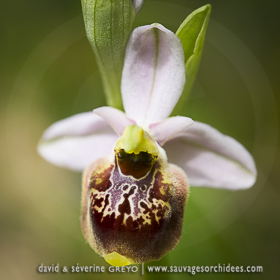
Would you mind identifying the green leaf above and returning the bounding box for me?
[81,0,136,110]
[172,4,211,115]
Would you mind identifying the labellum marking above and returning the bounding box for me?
[89,150,172,234]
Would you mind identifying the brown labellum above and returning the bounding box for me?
[81,149,188,264]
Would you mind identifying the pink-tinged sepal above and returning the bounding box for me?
[37,112,118,171]
[163,121,257,190]
[81,150,188,264]
[121,24,186,126]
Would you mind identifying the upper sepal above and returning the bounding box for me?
[122,23,186,126]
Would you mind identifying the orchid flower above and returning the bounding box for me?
[38,23,256,266]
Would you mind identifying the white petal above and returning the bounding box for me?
[93,106,136,136]
[163,122,257,190]
[131,0,144,14]
[38,112,118,171]
[149,116,193,146]
[122,24,185,126]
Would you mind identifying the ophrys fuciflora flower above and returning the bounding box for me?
[38,24,256,266]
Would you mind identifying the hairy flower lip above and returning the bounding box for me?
[81,150,189,264]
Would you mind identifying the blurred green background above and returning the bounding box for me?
[1,0,279,279]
